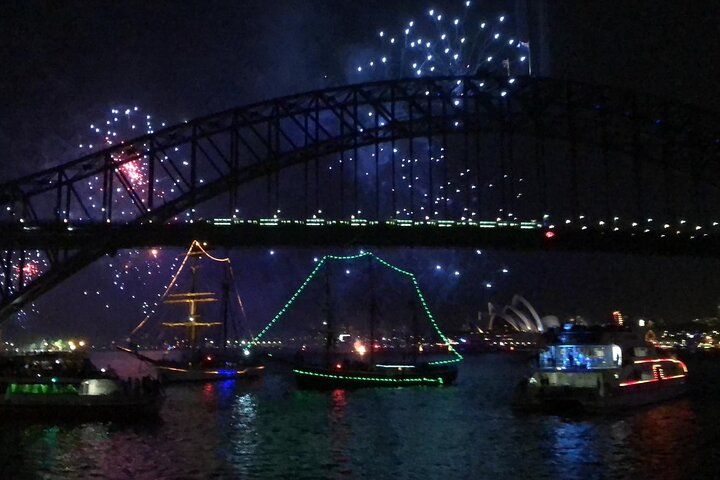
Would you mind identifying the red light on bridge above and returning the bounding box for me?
[545,231,555,239]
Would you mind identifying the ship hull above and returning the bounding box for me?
[157,365,265,383]
[0,394,164,420]
[513,374,687,412]
[293,365,458,389]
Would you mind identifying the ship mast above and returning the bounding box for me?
[221,260,230,354]
[411,302,419,365]
[161,247,222,352]
[369,257,376,368]
[324,267,334,368]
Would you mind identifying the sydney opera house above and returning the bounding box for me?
[486,295,560,333]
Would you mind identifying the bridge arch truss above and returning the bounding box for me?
[0,74,718,319]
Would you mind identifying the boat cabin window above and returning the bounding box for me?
[539,344,622,370]
[632,346,651,358]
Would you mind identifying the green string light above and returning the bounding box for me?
[293,368,444,385]
[250,252,463,364]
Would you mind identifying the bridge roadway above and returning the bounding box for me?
[2,219,720,257]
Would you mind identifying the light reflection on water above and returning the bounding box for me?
[230,392,258,478]
[0,354,715,479]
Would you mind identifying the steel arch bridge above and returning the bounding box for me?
[0,74,719,321]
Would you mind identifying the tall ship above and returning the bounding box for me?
[249,252,461,389]
[513,324,688,411]
[0,350,163,420]
[121,241,264,383]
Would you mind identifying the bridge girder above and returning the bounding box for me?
[0,74,719,321]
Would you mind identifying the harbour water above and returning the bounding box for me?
[1,352,717,479]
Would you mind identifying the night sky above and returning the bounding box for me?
[1,1,720,343]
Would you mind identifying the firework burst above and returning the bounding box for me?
[76,106,168,217]
[354,1,530,80]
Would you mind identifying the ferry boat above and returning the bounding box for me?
[513,324,688,411]
[0,351,163,420]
